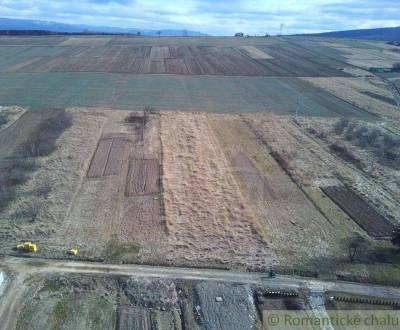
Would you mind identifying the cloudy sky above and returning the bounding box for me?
[0,0,399,35]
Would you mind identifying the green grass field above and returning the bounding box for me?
[0,72,374,117]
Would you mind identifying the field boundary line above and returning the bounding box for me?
[158,113,168,235]
[101,138,114,177]
[240,116,335,230]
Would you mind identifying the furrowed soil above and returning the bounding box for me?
[0,37,349,77]
[56,110,163,261]
[321,186,393,239]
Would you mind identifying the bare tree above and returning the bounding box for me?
[391,225,400,248]
[343,232,368,262]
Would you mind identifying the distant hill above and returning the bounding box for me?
[0,17,206,36]
[295,26,400,41]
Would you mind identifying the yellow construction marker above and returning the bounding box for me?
[16,242,38,253]
[68,248,78,256]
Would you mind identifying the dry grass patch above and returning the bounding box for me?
[161,112,274,270]
[302,77,399,119]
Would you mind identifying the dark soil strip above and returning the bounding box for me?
[321,185,393,239]
[125,158,159,196]
[87,138,113,178]
[361,91,397,105]
[104,138,130,176]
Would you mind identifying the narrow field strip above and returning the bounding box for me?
[322,186,394,239]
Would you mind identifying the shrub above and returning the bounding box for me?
[125,112,143,123]
[334,117,349,135]
[329,142,363,169]
[0,111,7,127]
[332,119,400,166]
[12,200,43,222]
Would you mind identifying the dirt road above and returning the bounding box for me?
[2,256,400,330]
[2,256,400,297]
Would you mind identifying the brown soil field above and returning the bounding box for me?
[321,186,393,239]
[87,138,113,177]
[22,45,274,76]
[2,36,351,77]
[121,196,163,246]
[126,158,159,196]
[87,136,131,178]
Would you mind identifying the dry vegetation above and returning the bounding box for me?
[302,77,400,119]
[209,114,358,271]
[0,108,108,255]
[0,106,25,131]
[160,112,275,269]
[1,107,399,278]
[324,41,400,69]
[0,109,72,217]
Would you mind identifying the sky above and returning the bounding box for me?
[0,0,399,35]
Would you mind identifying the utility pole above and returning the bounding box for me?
[280,23,284,36]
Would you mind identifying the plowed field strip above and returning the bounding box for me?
[126,158,159,196]
[121,196,162,244]
[87,138,113,178]
[322,186,393,239]
[88,137,131,178]
[104,138,130,176]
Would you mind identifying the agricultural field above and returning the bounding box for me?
[1,105,399,281]
[0,72,374,115]
[301,76,400,119]
[0,36,349,76]
[0,35,398,118]
[1,36,400,328]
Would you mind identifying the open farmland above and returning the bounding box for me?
[2,34,400,319]
[0,35,396,118]
[1,108,400,282]
[0,72,375,116]
[0,36,350,76]
[3,106,399,277]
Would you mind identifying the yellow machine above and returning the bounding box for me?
[68,248,78,256]
[16,242,38,253]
